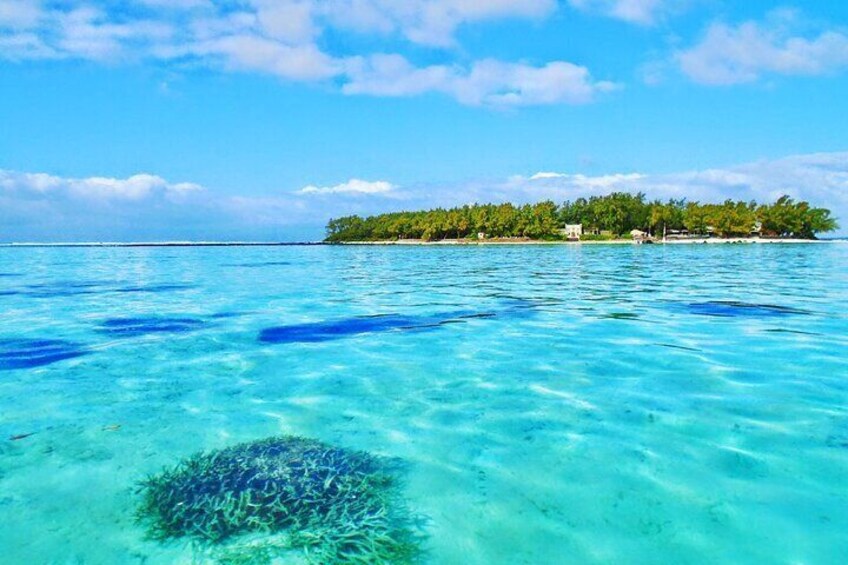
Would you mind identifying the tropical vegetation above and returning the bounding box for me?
[325,194,837,242]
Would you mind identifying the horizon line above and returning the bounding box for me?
[0,241,325,248]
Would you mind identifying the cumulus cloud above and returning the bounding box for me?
[0,0,610,107]
[173,34,342,81]
[344,56,618,106]
[568,0,667,25]
[137,0,211,10]
[0,169,215,241]
[0,0,42,28]
[0,169,395,241]
[678,11,848,85]
[0,4,173,62]
[0,170,202,201]
[0,31,56,59]
[529,172,645,187]
[319,0,556,47]
[297,179,395,195]
[57,7,173,62]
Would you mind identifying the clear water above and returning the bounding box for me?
[1,244,847,564]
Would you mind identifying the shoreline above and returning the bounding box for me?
[0,241,323,248]
[337,237,836,246]
[0,238,843,248]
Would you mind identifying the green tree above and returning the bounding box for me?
[324,195,836,242]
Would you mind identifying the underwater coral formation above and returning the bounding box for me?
[136,436,421,564]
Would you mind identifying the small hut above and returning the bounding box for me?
[559,224,583,241]
[630,229,651,244]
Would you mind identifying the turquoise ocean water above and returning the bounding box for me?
[1,243,847,564]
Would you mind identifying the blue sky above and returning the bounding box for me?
[1,0,847,241]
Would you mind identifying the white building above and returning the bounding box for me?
[561,224,583,241]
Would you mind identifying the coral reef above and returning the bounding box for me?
[137,436,422,564]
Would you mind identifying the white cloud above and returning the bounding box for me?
[137,0,211,10]
[0,0,42,28]
[176,34,341,81]
[0,170,202,201]
[0,1,558,56]
[0,0,610,107]
[0,31,56,59]
[136,0,557,47]
[56,7,173,62]
[678,12,848,85]
[0,169,216,241]
[568,0,667,25]
[0,4,173,61]
[344,55,618,106]
[252,0,316,44]
[297,179,395,195]
[320,0,556,47]
[529,172,645,187]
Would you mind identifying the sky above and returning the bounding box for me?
[1,0,847,241]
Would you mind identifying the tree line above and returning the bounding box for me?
[325,193,838,242]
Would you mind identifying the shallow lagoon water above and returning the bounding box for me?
[1,243,847,563]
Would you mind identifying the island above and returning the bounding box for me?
[325,194,838,244]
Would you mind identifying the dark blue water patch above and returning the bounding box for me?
[825,435,848,449]
[15,281,193,297]
[494,295,561,307]
[210,311,253,319]
[260,314,442,344]
[655,343,701,352]
[97,317,207,337]
[223,261,292,268]
[21,281,104,298]
[259,305,532,344]
[673,301,811,318]
[453,312,498,320]
[0,338,89,370]
[764,328,822,336]
[602,312,640,320]
[0,290,20,297]
[28,281,103,289]
[26,289,100,298]
[0,273,22,277]
[113,283,195,294]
